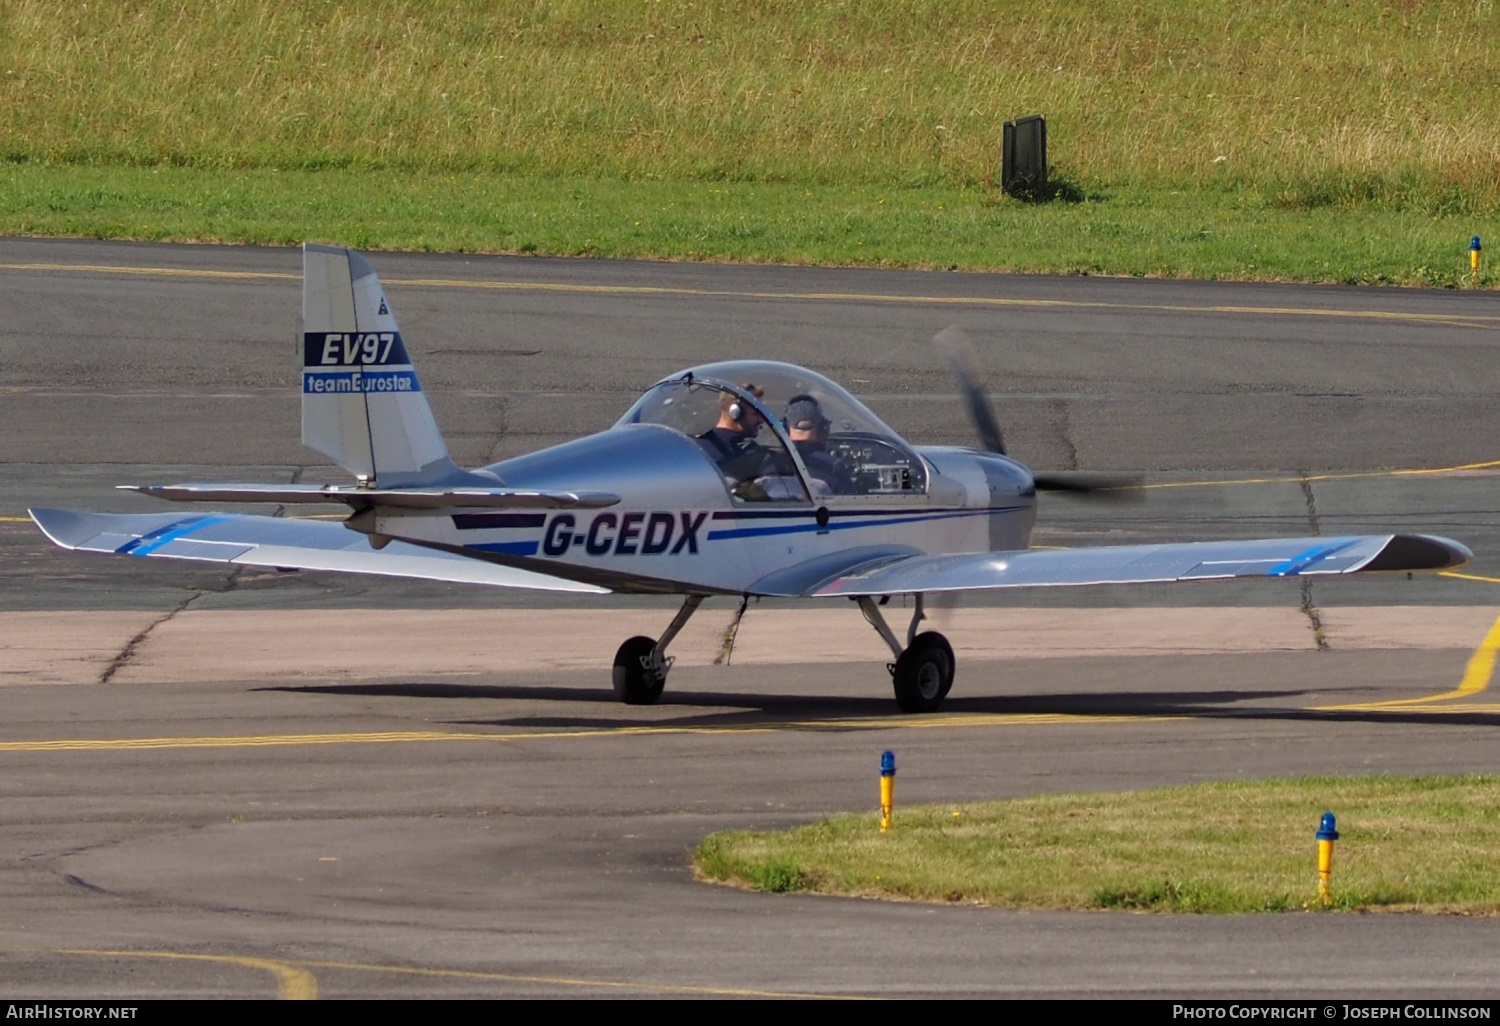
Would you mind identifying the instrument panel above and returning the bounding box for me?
[826,434,926,494]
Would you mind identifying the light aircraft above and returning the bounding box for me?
[30,244,1473,712]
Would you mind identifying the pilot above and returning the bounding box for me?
[781,394,854,495]
[696,383,769,485]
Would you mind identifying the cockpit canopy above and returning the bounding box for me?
[617,360,928,501]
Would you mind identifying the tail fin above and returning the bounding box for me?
[300,243,458,486]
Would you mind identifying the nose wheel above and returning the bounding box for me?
[858,594,956,712]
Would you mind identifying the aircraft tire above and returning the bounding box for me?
[892,631,954,713]
[613,635,666,705]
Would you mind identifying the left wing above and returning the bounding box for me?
[751,534,1471,598]
[29,508,608,594]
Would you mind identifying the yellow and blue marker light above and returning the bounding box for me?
[879,750,896,833]
[1472,236,1482,284]
[1316,811,1339,905]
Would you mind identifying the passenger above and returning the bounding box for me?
[781,394,855,495]
[696,384,769,486]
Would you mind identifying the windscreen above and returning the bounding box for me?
[619,361,927,498]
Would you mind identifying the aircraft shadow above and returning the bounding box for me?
[260,682,1500,730]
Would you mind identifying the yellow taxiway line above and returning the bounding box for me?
[1,730,512,752]
[1317,606,1500,713]
[1132,458,1500,493]
[52,948,857,999]
[296,957,862,999]
[56,948,318,1000]
[3,260,1497,329]
[1440,571,1500,586]
[0,713,1158,755]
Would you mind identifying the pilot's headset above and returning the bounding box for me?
[782,394,831,434]
[725,383,764,423]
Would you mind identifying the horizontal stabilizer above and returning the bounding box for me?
[122,483,620,509]
[774,534,1472,598]
[30,508,608,594]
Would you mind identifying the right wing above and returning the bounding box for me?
[29,508,608,594]
[751,533,1471,598]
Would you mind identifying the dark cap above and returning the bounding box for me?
[784,394,828,432]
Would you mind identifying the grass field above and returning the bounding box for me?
[4,163,1488,284]
[695,775,1500,913]
[1,1,1496,280]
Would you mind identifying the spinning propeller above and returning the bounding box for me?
[933,326,1141,501]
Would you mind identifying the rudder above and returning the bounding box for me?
[301,243,457,486]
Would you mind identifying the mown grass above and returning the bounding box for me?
[5,1,1497,204]
[695,776,1500,913]
[2,163,1489,286]
[1,2,1496,278]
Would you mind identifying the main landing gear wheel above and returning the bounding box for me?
[613,635,666,705]
[610,595,705,707]
[892,631,955,713]
[857,594,956,713]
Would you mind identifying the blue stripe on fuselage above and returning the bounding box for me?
[453,512,547,530]
[469,540,542,557]
[706,507,1019,542]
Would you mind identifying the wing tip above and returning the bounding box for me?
[1362,534,1472,574]
[28,507,87,549]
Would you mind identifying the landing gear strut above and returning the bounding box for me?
[859,594,954,713]
[612,595,704,705]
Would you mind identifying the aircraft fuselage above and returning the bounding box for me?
[357,425,1038,595]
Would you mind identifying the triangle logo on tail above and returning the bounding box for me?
[378,297,389,315]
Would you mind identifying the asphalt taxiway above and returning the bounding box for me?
[2,239,1500,997]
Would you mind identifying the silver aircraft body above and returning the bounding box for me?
[31,245,1473,711]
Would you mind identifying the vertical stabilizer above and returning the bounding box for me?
[300,244,457,486]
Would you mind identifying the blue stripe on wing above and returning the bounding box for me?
[1266,538,1361,576]
[116,514,231,556]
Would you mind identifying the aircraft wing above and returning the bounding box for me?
[29,508,609,594]
[753,534,1471,598]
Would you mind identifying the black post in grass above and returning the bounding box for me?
[1002,115,1047,200]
